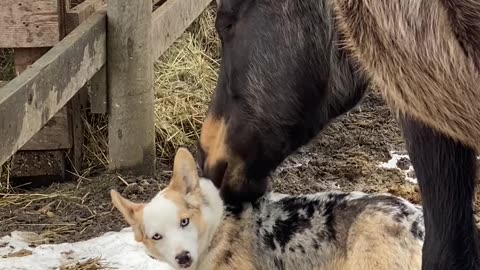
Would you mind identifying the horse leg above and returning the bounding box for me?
[399,114,479,270]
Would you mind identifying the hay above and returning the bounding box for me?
[0,161,11,192]
[0,48,15,81]
[153,6,219,163]
[0,192,77,208]
[152,5,219,163]
[59,258,109,270]
[153,16,219,162]
[82,114,109,175]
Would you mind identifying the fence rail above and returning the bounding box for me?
[0,0,212,173]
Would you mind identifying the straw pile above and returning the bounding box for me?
[59,258,108,270]
[153,7,219,162]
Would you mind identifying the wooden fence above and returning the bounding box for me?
[0,0,212,179]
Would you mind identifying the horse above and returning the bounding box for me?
[197,0,480,269]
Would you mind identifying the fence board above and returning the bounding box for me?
[66,0,107,33]
[0,12,107,165]
[152,0,212,60]
[0,0,60,48]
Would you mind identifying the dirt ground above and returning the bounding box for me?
[1,90,477,246]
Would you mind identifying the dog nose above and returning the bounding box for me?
[175,251,192,267]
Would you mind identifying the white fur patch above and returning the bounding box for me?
[143,195,200,269]
[270,192,289,201]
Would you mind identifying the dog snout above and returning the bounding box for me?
[175,250,192,268]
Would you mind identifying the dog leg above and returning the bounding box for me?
[400,114,479,270]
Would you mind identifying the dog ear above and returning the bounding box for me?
[170,147,200,195]
[110,190,145,225]
[110,190,146,241]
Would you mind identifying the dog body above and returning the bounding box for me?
[204,191,423,270]
[112,148,424,270]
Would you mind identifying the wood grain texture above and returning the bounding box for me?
[152,0,212,60]
[20,108,71,150]
[64,0,107,172]
[13,48,51,75]
[0,0,60,48]
[65,0,107,34]
[12,48,72,152]
[0,12,106,166]
[107,0,155,175]
[90,65,107,114]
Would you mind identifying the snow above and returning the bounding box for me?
[0,228,174,270]
[380,151,480,185]
[379,151,417,184]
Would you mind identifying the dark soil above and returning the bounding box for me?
[1,90,477,244]
[269,91,420,204]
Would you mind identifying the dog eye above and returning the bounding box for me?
[152,233,163,240]
[180,218,190,228]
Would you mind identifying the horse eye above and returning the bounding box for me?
[221,24,233,32]
[152,233,163,240]
[180,218,190,228]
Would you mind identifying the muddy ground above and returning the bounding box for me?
[0,91,476,245]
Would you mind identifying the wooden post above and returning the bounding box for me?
[107,0,155,175]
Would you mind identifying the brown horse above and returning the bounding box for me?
[198,0,480,269]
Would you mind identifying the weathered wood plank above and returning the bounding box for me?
[66,0,107,34]
[0,12,107,166]
[107,0,155,175]
[65,0,108,115]
[11,46,70,184]
[63,0,104,172]
[13,48,51,75]
[13,48,73,152]
[67,93,84,171]
[0,0,60,48]
[20,108,71,150]
[152,0,212,60]
[90,65,107,114]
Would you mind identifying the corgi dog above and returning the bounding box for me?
[111,148,424,270]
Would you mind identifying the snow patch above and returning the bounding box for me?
[380,151,417,184]
[380,151,480,185]
[0,228,173,270]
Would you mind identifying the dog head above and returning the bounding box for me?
[111,148,219,270]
